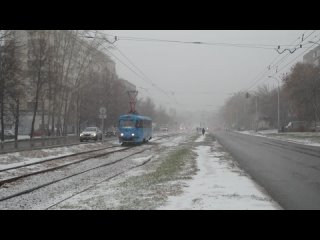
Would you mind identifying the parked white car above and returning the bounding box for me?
[4,130,15,139]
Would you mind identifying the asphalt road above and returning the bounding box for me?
[213,130,320,210]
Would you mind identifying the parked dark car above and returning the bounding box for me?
[80,127,102,142]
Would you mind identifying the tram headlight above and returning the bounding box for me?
[131,133,135,136]
[120,133,124,137]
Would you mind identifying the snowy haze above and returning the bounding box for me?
[104,30,310,113]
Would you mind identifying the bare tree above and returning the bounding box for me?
[27,30,50,139]
[0,31,22,145]
[283,62,320,129]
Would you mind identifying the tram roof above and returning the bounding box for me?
[119,114,152,121]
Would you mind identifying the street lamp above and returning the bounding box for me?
[268,76,281,132]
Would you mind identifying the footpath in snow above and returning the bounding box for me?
[159,134,282,210]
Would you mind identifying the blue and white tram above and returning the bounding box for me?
[118,114,152,144]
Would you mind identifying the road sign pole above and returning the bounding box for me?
[99,107,107,133]
[101,118,104,133]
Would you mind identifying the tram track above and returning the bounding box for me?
[45,154,154,210]
[0,145,130,187]
[0,132,182,204]
[0,146,152,202]
[0,132,179,186]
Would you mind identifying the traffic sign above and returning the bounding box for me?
[99,114,107,119]
[99,107,106,115]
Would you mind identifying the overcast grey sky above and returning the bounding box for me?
[103,30,319,113]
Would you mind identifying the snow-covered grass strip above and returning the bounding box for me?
[159,135,281,210]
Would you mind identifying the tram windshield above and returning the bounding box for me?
[119,119,136,128]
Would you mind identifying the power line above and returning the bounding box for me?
[92,30,318,105]
[113,45,174,99]
[98,30,315,96]
[270,31,316,70]
[92,33,181,106]
[99,32,304,50]
[94,38,180,107]
[272,38,320,76]
[242,31,312,92]
[240,30,316,93]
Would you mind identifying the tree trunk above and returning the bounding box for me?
[76,91,81,135]
[30,82,40,139]
[41,98,45,137]
[14,98,19,148]
[51,99,55,136]
[62,93,69,136]
[0,92,4,143]
[46,101,51,136]
[0,68,4,144]
[314,92,318,132]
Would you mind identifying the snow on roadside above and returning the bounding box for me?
[0,150,74,171]
[159,135,282,210]
[237,130,320,147]
[0,142,111,171]
[0,133,181,171]
[159,136,185,147]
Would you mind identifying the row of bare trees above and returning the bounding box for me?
[0,30,24,144]
[25,30,114,138]
[137,96,177,127]
[0,30,131,141]
[220,62,320,130]
[283,63,320,125]
[0,30,178,143]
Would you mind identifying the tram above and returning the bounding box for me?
[118,114,152,144]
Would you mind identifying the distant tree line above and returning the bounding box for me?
[219,62,320,130]
[137,97,177,127]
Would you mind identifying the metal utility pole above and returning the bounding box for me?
[255,97,258,132]
[268,76,281,132]
[127,90,138,114]
[99,107,107,133]
[277,84,280,131]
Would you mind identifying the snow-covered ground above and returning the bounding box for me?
[48,133,281,210]
[237,129,320,147]
[0,133,176,171]
[159,135,281,210]
[0,141,112,171]
[3,135,37,142]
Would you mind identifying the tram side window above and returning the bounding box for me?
[144,120,151,128]
[136,120,143,128]
[135,119,151,128]
[144,120,150,128]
